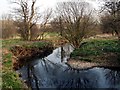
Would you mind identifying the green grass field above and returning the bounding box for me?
[71,39,120,56]
[71,39,120,62]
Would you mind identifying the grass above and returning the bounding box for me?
[44,32,60,38]
[2,71,22,89]
[2,39,23,48]
[43,32,62,47]
[2,39,25,89]
[2,53,12,68]
[2,51,24,89]
[2,39,52,89]
[22,41,52,48]
[71,39,120,61]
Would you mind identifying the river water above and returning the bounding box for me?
[18,44,120,89]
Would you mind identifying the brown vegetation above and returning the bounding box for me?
[100,0,120,40]
[10,44,53,70]
[1,14,17,39]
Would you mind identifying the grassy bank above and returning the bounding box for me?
[2,39,25,89]
[2,39,52,89]
[70,39,120,65]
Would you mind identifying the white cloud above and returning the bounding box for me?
[0,0,11,16]
[37,0,57,8]
[85,0,99,10]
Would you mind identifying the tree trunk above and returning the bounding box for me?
[114,29,120,40]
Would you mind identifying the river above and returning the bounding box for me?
[18,44,120,89]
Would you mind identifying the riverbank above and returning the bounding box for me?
[2,39,53,89]
[67,39,120,69]
[10,41,53,70]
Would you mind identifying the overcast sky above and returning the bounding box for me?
[0,0,101,17]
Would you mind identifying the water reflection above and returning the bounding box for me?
[18,44,120,89]
[104,69,120,88]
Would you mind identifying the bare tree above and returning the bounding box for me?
[100,14,114,35]
[1,14,17,39]
[12,0,39,40]
[38,9,52,40]
[100,0,120,40]
[54,1,96,48]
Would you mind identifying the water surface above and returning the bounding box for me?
[18,44,120,89]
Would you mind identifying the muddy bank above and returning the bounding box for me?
[10,42,53,70]
[67,53,120,69]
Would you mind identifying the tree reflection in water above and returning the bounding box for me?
[104,68,120,85]
[19,44,120,89]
